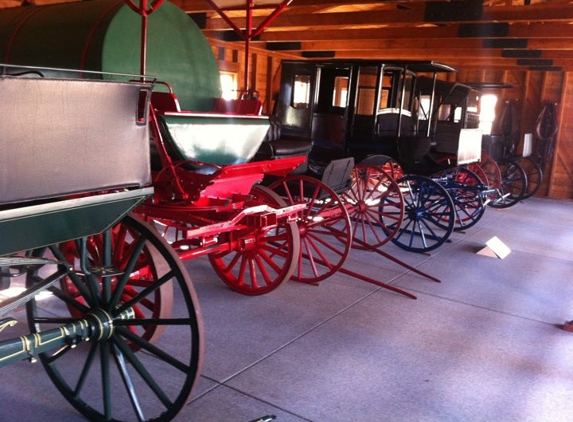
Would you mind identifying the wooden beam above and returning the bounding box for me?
[203,4,573,31]
[173,0,440,13]
[231,22,573,42]
[262,39,573,53]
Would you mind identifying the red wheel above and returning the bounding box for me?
[343,164,404,249]
[467,162,489,186]
[479,152,502,190]
[58,221,173,347]
[360,155,404,180]
[208,185,300,295]
[269,175,352,283]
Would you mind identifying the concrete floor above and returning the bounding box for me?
[1,196,573,422]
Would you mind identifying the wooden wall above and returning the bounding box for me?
[458,68,572,199]
[553,73,573,199]
[207,38,299,116]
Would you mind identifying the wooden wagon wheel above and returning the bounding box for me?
[26,215,203,422]
[431,166,486,231]
[386,175,455,253]
[268,175,352,284]
[488,158,527,209]
[57,222,174,347]
[360,154,405,180]
[208,184,301,295]
[342,163,404,249]
[515,156,543,199]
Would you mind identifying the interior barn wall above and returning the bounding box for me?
[207,38,300,115]
[450,68,572,199]
[551,72,573,199]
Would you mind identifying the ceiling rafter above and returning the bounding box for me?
[2,0,569,71]
[197,4,573,31]
[178,0,573,71]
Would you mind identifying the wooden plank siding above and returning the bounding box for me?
[551,72,573,199]
[209,38,299,115]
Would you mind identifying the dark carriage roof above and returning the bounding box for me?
[283,59,457,74]
[416,76,476,105]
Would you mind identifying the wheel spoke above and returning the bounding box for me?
[209,185,300,295]
[26,215,202,422]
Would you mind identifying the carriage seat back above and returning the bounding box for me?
[214,98,263,115]
[432,122,460,155]
[376,110,414,137]
[254,116,312,174]
[320,157,354,194]
[151,91,182,113]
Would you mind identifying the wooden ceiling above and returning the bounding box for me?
[173,0,573,72]
[0,0,571,72]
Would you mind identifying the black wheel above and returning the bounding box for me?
[385,175,455,253]
[269,175,352,283]
[489,159,527,208]
[209,184,301,295]
[518,156,543,199]
[26,214,203,422]
[432,167,486,231]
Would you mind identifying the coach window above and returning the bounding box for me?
[332,76,349,108]
[292,74,311,108]
[355,66,377,115]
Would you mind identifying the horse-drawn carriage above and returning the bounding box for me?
[271,59,530,253]
[0,66,204,422]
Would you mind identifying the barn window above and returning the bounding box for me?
[479,94,497,134]
[220,71,237,100]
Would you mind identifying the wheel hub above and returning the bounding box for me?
[85,307,134,341]
[406,205,424,221]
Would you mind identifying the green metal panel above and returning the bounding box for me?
[103,1,221,111]
[0,189,151,256]
[0,0,221,111]
[160,114,270,164]
[0,1,121,74]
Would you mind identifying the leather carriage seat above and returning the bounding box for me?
[214,98,263,115]
[254,116,313,174]
[376,112,414,137]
